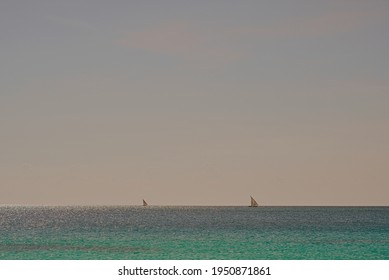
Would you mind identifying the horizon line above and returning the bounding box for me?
[0,204,388,207]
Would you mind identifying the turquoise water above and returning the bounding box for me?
[0,206,388,259]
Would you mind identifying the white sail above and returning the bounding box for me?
[143,199,148,207]
[250,196,258,207]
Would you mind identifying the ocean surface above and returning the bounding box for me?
[0,206,388,259]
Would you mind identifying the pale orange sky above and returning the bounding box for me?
[1,1,388,206]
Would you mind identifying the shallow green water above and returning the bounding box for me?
[0,206,388,259]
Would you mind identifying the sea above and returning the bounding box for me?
[0,206,388,259]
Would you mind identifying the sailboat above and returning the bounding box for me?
[142,199,148,207]
[249,196,258,207]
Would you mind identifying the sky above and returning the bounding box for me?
[1,0,388,206]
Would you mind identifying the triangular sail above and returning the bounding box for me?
[250,196,258,207]
[143,199,148,207]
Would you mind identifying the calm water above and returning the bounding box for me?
[0,206,388,259]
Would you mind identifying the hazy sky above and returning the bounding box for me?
[1,1,388,206]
